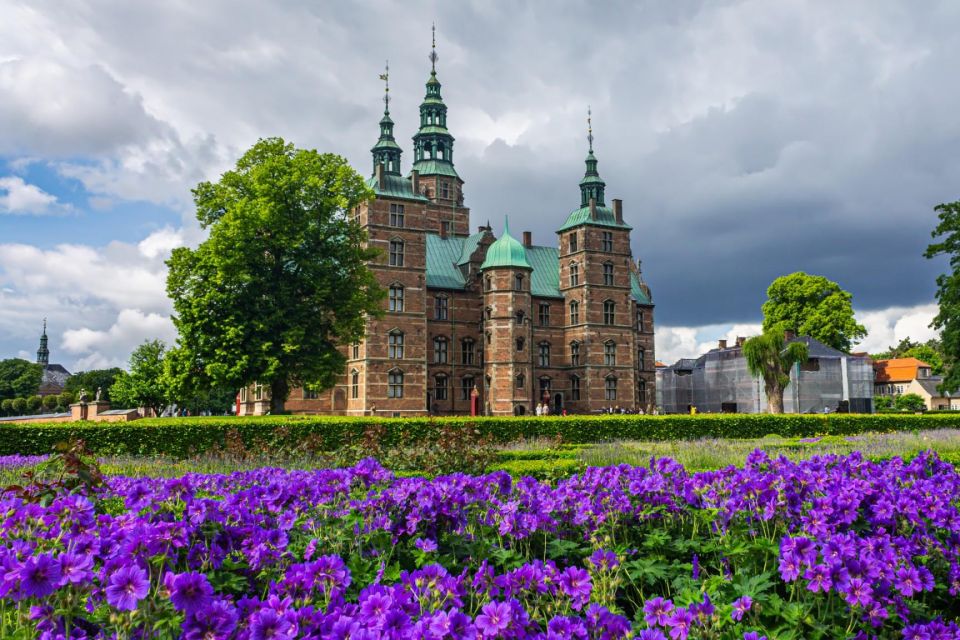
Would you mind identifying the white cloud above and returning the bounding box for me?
[138,227,184,259]
[0,176,65,215]
[62,308,176,370]
[854,303,939,353]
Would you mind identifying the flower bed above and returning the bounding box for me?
[2,452,960,638]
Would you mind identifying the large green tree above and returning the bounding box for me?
[166,138,384,412]
[870,337,945,374]
[926,200,960,392]
[761,272,867,353]
[64,368,124,402]
[0,358,43,400]
[110,340,170,417]
[743,327,809,414]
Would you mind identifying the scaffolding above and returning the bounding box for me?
[656,336,874,414]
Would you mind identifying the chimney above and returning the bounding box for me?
[784,329,796,341]
[718,339,727,350]
[375,163,385,190]
[589,197,597,220]
[736,336,746,347]
[410,169,419,195]
[522,231,532,247]
[439,221,447,238]
[612,199,623,224]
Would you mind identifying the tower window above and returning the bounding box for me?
[638,347,646,371]
[538,342,551,367]
[388,370,404,398]
[389,240,404,266]
[514,274,524,291]
[516,337,525,352]
[569,233,578,253]
[570,341,581,367]
[485,277,492,292]
[603,263,614,286]
[538,304,550,326]
[440,182,450,199]
[460,376,474,401]
[435,295,448,320]
[461,338,475,365]
[605,376,618,401]
[602,232,613,252]
[435,375,448,401]
[352,342,360,359]
[515,310,525,324]
[571,375,581,401]
[637,309,645,331]
[516,373,525,389]
[434,336,448,364]
[570,263,580,287]
[389,285,404,312]
[351,370,360,399]
[604,341,616,366]
[569,300,580,325]
[603,300,615,325]
[389,332,405,359]
[389,203,405,227]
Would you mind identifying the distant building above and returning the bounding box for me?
[35,320,71,397]
[874,357,958,410]
[656,335,874,414]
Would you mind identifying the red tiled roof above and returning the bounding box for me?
[873,357,931,383]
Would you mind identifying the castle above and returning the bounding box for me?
[239,39,656,416]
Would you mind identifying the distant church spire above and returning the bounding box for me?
[37,318,49,366]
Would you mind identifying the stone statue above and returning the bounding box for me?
[95,387,102,401]
[78,388,88,403]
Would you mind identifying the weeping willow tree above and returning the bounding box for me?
[743,328,809,414]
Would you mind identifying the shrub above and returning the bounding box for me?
[894,393,927,412]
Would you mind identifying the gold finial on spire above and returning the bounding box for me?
[429,22,438,72]
[587,106,594,153]
[378,60,390,113]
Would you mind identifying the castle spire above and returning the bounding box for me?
[371,59,402,176]
[36,318,49,366]
[411,23,459,179]
[579,107,605,207]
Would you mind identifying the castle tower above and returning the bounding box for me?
[481,219,534,415]
[36,319,49,367]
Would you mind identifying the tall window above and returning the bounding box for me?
[514,274,524,291]
[603,300,615,325]
[389,332,404,359]
[303,387,318,400]
[570,341,581,367]
[516,373,525,389]
[516,337,525,351]
[389,203,405,227]
[571,375,581,401]
[440,182,450,199]
[485,277,492,292]
[515,310,525,324]
[604,341,616,366]
[539,377,551,401]
[435,375,448,400]
[603,263,614,286]
[569,300,580,325]
[351,370,360,398]
[388,370,404,398]
[570,263,580,287]
[538,304,550,326]
[434,337,448,364]
[602,231,613,252]
[389,240,404,266]
[637,348,645,371]
[461,339,475,365]
[389,285,404,312]
[637,309,645,331]
[538,342,551,367]
[461,376,474,401]
[605,376,617,401]
[352,342,360,359]
[638,379,646,405]
[435,296,448,320]
[568,233,578,253]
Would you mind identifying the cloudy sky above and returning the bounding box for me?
[0,0,956,371]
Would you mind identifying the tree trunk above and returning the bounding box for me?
[270,379,289,414]
[767,383,785,414]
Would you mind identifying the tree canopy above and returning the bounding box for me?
[165,137,384,412]
[110,340,170,417]
[761,272,867,353]
[742,328,809,414]
[0,359,42,400]
[925,200,960,393]
[64,368,124,402]
[871,338,945,375]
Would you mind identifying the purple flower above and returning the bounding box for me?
[588,549,619,571]
[59,552,93,585]
[415,537,439,553]
[20,553,61,598]
[666,608,694,640]
[183,598,238,640]
[643,597,674,627]
[731,595,752,621]
[691,554,700,580]
[105,564,149,611]
[475,601,512,637]
[638,630,667,640]
[558,567,592,610]
[249,608,296,640]
[165,571,213,613]
[743,633,767,640]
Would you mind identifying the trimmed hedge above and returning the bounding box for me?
[2,413,960,458]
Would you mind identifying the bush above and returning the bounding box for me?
[3,413,960,458]
[894,393,927,412]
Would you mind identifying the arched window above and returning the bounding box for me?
[435,375,448,400]
[570,341,581,367]
[604,341,616,366]
[460,376,474,401]
[569,300,580,325]
[570,375,581,401]
[351,370,360,399]
[603,262,614,286]
[389,239,404,266]
[637,347,646,371]
[603,300,615,325]
[433,336,448,364]
[515,310,525,324]
[516,373,525,388]
[388,369,404,398]
[605,375,618,401]
[485,277,492,292]
[461,338,475,365]
[569,263,580,287]
[389,285,404,312]
[514,274,524,291]
[389,331,405,359]
[538,342,551,367]
[435,295,448,320]
[516,337,525,352]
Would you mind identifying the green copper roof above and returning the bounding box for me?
[410,160,460,178]
[481,219,532,270]
[631,271,652,304]
[416,125,452,135]
[425,234,467,290]
[366,174,429,202]
[457,231,486,266]
[557,205,633,232]
[526,246,563,298]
